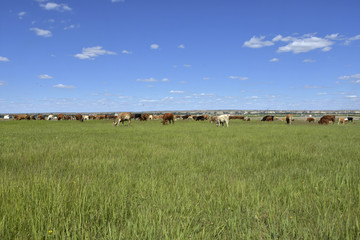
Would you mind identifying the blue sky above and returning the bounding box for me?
[1,0,360,113]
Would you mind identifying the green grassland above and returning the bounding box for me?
[1,119,360,239]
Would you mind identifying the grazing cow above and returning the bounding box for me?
[182,115,191,120]
[162,113,175,125]
[203,115,209,120]
[89,115,96,120]
[210,116,217,123]
[57,114,65,120]
[83,115,89,120]
[306,117,315,123]
[347,117,353,123]
[148,115,153,120]
[37,115,45,120]
[247,117,251,121]
[74,114,84,122]
[96,114,106,120]
[319,115,335,124]
[216,115,229,127]
[338,117,348,125]
[261,115,274,121]
[46,115,54,120]
[29,115,36,120]
[286,114,293,125]
[229,116,245,120]
[4,115,9,120]
[140,114,150,121]
[15,114,28,120]
[194,116,205,121]
[113,112,131,126]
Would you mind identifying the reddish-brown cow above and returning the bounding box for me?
[162,113,175,125]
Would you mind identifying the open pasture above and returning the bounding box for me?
[1,119,360,239]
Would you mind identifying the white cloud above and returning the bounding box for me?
[170,90,184,94]
[338,74,360,80]
[317,92,328,95]
[122,50,132,54]
[352,80,360,84]
[229,76,248,80]
[64,24,79,30]
[161,78,169,82]
[277,36,334,53]
[269,58,279,62]
[136,78,157,82]
[40,2,72,11]
[203,77,210,80]
[183,64,191,67]
[18,11,26,19]
[30,27,52,37]
[150,44,159,49]
[38,74,53,79]
[0,81,8,86]
[112,0,125,2]
[0,56,10,62]
[325,33,340,40]
[349,35,360,41]
[243,36,274,48]
[53,84,76,89]
[74,46,116,60]
[303,59,316,63]
[178,44,185,48]
[304,85,323,89]
[345,95,357,98]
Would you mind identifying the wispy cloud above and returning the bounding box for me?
[18,11,26,19]
[112,0,125,2]
[317,92,328,95]
[122,50,132,54]
[183,64,191,67]
[170,90,184,94]
[276,35,334,53]
[0,56,10,62]
[229,76,248,80]
[345,95,357,98]
[0,81,8,86]
[338,74,360,80]
[74,46,116,60]
[30,27,52,37]
[38,74,53,79]
[178,44,185,48]
[303,59,316,63]
[53,84,76,89]
[161,78,169,82]
[150,44,159,50]
[40,2,72,11]
[304,85,323,89]
[64,24,79,30]
[345,34,360,45]
[243,36,274,48]
[269,58,279,62]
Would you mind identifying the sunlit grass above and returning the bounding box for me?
[1,119,359,239]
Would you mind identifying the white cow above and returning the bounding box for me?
[216,115,229,127]
[47,114,54,120]
[113,112,131,126]
[148,115,153,120]
[4,115,9,120]
[83,115,89,120]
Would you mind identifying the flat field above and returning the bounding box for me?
[1,119,360,239]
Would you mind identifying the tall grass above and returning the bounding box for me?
[1,119,359,239]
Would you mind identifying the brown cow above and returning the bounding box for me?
[210,116,217,123]
[261,116,274,121]
[37,115,46,120]
[229,116,245,120]
[15,114,29,120]
[113,112,131,126]
[318,115,335,124]
[306,117,315,123]
[96,114,106,120]
[74,114,84,122]
[162,113,175,125]
[338,117,348,125]
[57,114,65,120]
[140,114,150,121]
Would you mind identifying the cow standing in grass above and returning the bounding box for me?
[216,115,229,127]
[162,113,175,125]
[286,114,293,125]
[113,112,131,126]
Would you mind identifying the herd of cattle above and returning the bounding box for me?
[4,113,356,127]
